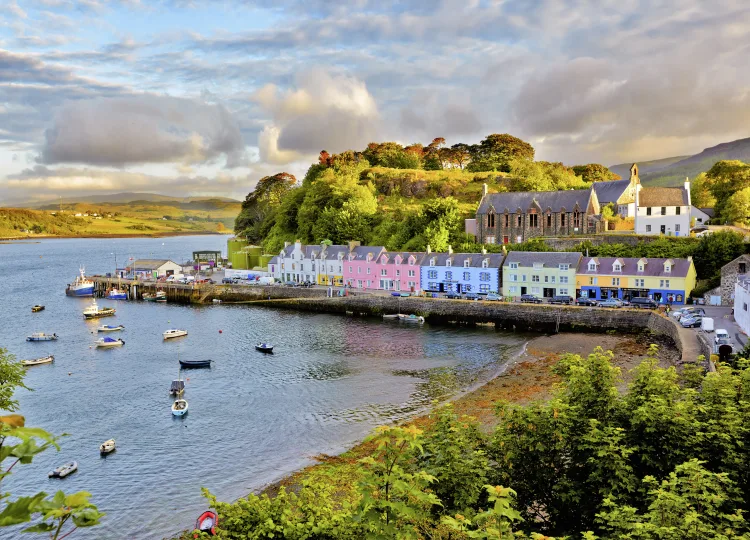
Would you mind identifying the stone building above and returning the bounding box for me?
[720,254,750,305]
[591,163,640,217]
[476,186,601,244]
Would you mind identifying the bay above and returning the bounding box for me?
[0,235,528,539]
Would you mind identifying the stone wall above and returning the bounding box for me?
[542,234,674,251]
[720,254,750,306]
[646,312,683,356]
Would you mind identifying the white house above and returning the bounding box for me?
[634,179,691,236]
[691,206,713,226]
[130,259,182,279]
[734,276,750,337]
[269,241,324,283]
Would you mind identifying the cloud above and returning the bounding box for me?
[40,95,248,168]
[8,1,27,19]
[254,69,379,164]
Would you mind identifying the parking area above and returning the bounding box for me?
[674,305,746,355]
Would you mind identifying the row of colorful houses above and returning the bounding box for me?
[268,241,697,304]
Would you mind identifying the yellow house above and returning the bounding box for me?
[318,245,347,286]
[576,256,697,305]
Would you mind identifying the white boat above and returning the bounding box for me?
[48,461,77,478]
[95,337,124,348]
[83,299,116,319]
[98,324,124,332]
[99,439,116,454]
[382,313,402,320]
[398,314,425,324]
[26,332,58,342]
[21,355,54,367]
[65,266,94,297]
[163,329,188,340]
[171,398,188,416]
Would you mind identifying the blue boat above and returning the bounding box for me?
[27,332,58,341]
[65,267,94,297]
[106,288,128,300]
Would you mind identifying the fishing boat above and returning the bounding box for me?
[95,337,124,348]
[171,398,188,416]
[163,329,188,340]
[398,314,425,324]
[21,355,54,367]
[99,439,116,454]
[31,305,45,312]
[255,343,273,353]
[106,287,128,300]
[65,266,94,297]
[48,461,77,478]
[97,324,124,332]
[195,510,218,536]
[26,332,58,341]
[169,379,185,396]
[143,291,167,302]
[83,299,116,319]
[179,359,212,369]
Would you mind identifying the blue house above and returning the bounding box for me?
[420,249,505,294]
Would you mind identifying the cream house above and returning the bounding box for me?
[634,179,691,236]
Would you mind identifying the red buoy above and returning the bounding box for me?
[219,330,223,333]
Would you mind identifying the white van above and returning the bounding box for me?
[258,277,275,285]
[715,329,730,343]
[700,317,714,333]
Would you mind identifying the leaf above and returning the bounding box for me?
[0,493,47,526]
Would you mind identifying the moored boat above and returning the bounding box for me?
[98,324,124,332]
[48,461,77,478]
[99,439,116,454]
[21,355,54,367]
[171,398,188,416]
[382,313,402,320]
[31,305,45,312]
[26,332,58,342]
[83,299,116,319]
[170,379,185,396]
[106,287,128,300]
[95,337,124,348]
[144,291,167,302]
[163,329,188,340]
[65,267,94,297]
[195,510,218,535]
[179,359,212,369]
[255,343,273,353]
[398,314,425,324]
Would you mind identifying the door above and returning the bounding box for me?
[521,286,527,295]
[503,236,509,244]
[660,225,666,234]
[543,288,554,298]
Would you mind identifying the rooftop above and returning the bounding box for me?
[503,251,582,268]
[578,256,693,278]
[638,187,689,207]
[478,188,594,214]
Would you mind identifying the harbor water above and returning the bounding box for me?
[0,235,529,539]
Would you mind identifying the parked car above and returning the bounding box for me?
[681,315,703,328]
[598,298,624,308]
[464,292,479,300]
[701,317,714,332]
[520,294,542,304]
[222,277,234,284]
[166,275,177,282]
[284,281,297,287]
[445,292,462,299]
[548,295,573,305]
[301,281,314,288]
[630,297,658,309]
[576,297,598,306]
[672,307,705,321]
[486,293,500,301]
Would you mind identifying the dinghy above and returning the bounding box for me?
[98,324,124,332]
[31,305,45,312]
[179,359,212,369]
[398,314,425,324]
[95,337,124,348]
[163,329,188,340]
[48,461,77,478]
[99,439,116,454]
[21,355,54,367]
[169,379,185,396]
[255,343,273,353]
[195,510,218,536]
[171,398,188,416]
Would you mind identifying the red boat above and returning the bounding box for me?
[195,510,218,535]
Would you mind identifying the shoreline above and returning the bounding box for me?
[0,231,227,242]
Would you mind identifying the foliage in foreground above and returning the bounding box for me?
[200,347,750,539]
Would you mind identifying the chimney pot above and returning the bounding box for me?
[482,183,488,196]
[447,245,453,255]
[426,244,431,254]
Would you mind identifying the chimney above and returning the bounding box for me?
[684,177,691,206]
[482,183,488,197]
[447,245,453,255]
[501,245,507,256]
[426,244,431,254]
[348,240,361,251]
[284,241,291,248]
[294,240,302,250]
[481,247,487,255]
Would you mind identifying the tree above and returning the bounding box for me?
[704,160,750,219]
[467,134,535,173]
[449,143,471,169]
[572,164,621,183]
[691,230,745,280]
[234,172,297,242]
[725,186,750,225]
[690,172,716,208]
[0,347,29,412]
[363,142,421,169]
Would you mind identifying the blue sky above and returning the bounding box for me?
[2,0,750,203]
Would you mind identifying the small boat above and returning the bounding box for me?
[169,379,185,396]
[382,313,402,320]
[32,305,45,312]
[83,299,116,319]
[95,337,124,348]
[398,314,425,324]
[195,510,218,536]
[21,355,54,367]
[48,461,77,478]
[144,291,167,302]
[255,343,273,353]
[106,287,128,300]
[98,324,124,332]
[26,332,58,342]
[179,359,212,369]
[99,439,116,454]
[171,398,188,416]
[212,299,222,304]
[65,266,94,297]
[163,329,188,340]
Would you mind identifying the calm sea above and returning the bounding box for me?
[0,235,528,539]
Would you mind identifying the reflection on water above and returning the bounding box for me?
[0,236,529,539]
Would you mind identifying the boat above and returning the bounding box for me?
[179,359,212,369]
[21,355,54,367]
[83,299,116,319]
[99,439,116,454]
[31,305,45,312]
[65,266,94,297]
[171,398,188,416]
[255,343,273,353]
[143,291,167,302]
[382,313,402,320]
[26,332,58,342]
[106,287,128,300]
[95,337,124,348]
[195,510,218,536]
[398,314,425,324]
[48,461,77,478]
[212,299,222,304]
[169,379,185,396]
[97,324,124,332]
[163,329,188,340]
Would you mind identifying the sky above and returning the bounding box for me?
[2,0,750,204]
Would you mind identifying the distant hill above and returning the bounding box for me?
[611,136,750,187]
[32,192,239,207]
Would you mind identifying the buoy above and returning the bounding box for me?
[219,330,222,333]
[68,372,72,376]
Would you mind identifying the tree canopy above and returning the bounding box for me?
[572,163,621,183]
[466,133,535,173]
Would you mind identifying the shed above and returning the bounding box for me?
[130,259,182,278]
[193,250,222,265]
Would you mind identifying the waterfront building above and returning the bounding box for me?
[734,276,750,336]
[501,251,581,299]
[421,248,504,294]
[270,241,325,283]
[128,259,182,279]
[343,245,387,290]
[318,244,349,286]
[576,256,697,305]
[591,163,640,217]
[634,180,691,236]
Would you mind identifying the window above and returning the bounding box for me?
[559,264,569,271]
[358,267,361,274]
[533,262,543,269]
[349,266,353,273]
[508,286,518,293]
[510,274,518,282]
[428,282,437,290]
[531,287,540,294]
[561,213,566,227]
[463,260,470,268]
[530,213,538,227]
[488,212,495,227]
[409,258,414,266]
[661,207,666,216]
[589,277,598,285]
[522,274,527,281]
[408,281,416,288]
[647,207,652,216]
[744,303,748,312]
[560,276,568,284]
[675,224,680,232]
[547,214,552,227]
[445,271,453,280]
[510,262,519,269]
[428,270,437,279]
[446,260,452,267]
[367,268,371,275]
[482,259,488,268]
[504,214,509,227]
[665,264,671,273]
[357,280,362,288]
[463,272,470,280]
[395,270,400,277]
[646,225,652,232]
[544,275,549,283]
[551,276,556,283]
[480,272,490,281]
[635,278,645,287]
[612,277,620,286]
[430,259,435,267]
[408,270,415,277]
[532,275,540,282]
[517,215,522,226]
[588,262,597,271]
[574,211,581,228]
[479,284,490,293]
[676,206,681,215]
[665,279,670,287]
[465,284,473,292]
[613,263,622,272]
[380,269,387,276]
[740,263,747,274]
[559,288,569,295]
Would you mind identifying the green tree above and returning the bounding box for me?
[572,164,621,183]
[691,172,716,209]
[467,134,535,173]
[234,172,297,242]
[508,160,588,192]
[691,230,745,280]
[725,186,750,225]
[0,347,29,412]
[704,160,750,219]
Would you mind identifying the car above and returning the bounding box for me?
[629,297,658,309]
[445,292,462,299]
[520,294,542,304]
[598,298,624,308]
[576,297,598,306]
[284,281,297,287]
[486,293,500,301]
[548,295,573,305]
[673,307,705,321]
[222,277,234,284]
[464,292,479,300]
[680,315,703,328]
[166,275,176,282]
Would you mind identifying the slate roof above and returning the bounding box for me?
[279,243,324,258]
[592,179,631,205]
[638,187,689,207]
[384,251,428,265]
[699,207,715,218]
[503,251,582,268]
[131,259,178,269]
[269,256,279,265]
[478,188,594,214]
[424,252,506,268]
[322,245,350,261]
[578,257,692,278]
[349,245,386,261]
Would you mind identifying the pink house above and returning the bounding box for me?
[344,246,385,290]
[344,246,424,292]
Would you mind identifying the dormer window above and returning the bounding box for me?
[588,262,597,271]
[533,262,543,269]
[509,262,519,269]
[366,254,372,262]
[638,264,644,272]
[408,257,415,266]
[482,259,489,268]
[446,259,452,267]
[613,263,622,272]
[463,260,470,268]
[665,264,672,273]
[430,258,436,267]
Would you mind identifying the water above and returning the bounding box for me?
[0,235,529,539]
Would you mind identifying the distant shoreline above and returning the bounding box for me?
[0,231,228,242]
